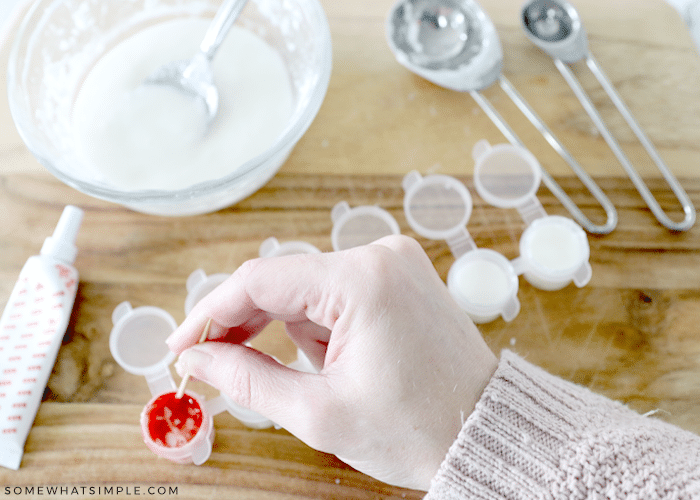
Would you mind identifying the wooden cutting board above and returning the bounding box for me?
[1,172,699,499]
[2,0,700,496]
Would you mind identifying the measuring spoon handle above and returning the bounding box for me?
[200,0,249,60]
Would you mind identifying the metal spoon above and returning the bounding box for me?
[522,0,696,231]
[144,0,248,123]
[386,0,618,234]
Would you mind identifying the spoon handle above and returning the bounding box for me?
[199,0,248,60]
[556,56,696,231]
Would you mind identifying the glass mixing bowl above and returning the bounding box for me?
[7,0,332,216]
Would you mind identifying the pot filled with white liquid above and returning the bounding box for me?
[8,0,332,216]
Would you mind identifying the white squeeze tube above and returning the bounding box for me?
[0,205,83,470]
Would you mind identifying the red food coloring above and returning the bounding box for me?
[145,392,203,448]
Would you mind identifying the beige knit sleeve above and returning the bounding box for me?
[425,350,700,499]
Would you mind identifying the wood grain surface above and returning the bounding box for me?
[2,0,700,497]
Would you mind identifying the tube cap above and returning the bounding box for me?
[40,205,83,264]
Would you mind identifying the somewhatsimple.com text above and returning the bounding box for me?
[3,486,178,496]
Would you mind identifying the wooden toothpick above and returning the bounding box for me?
[175,317,212,399]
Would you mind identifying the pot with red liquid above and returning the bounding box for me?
[140,390,214,465]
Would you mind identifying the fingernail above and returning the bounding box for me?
[165,330,179,349]
[174,347,213,381]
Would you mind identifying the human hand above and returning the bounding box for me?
[167,235,498,490]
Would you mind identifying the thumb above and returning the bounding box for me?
[175,342,320,432]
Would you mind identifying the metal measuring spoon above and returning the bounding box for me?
[144,0,248,123]
[522,0,696,231]
[386,0,618,234]
[387,0,503,91]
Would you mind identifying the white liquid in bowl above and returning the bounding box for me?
[72,18,293,191]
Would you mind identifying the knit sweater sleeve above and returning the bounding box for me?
[425,350,700,500]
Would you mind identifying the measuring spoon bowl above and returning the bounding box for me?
[386,0,503,91]
[521,0,588,62]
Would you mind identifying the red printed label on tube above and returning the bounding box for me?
[0,206,83,470]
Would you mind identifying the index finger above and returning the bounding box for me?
[166,250,344,354]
